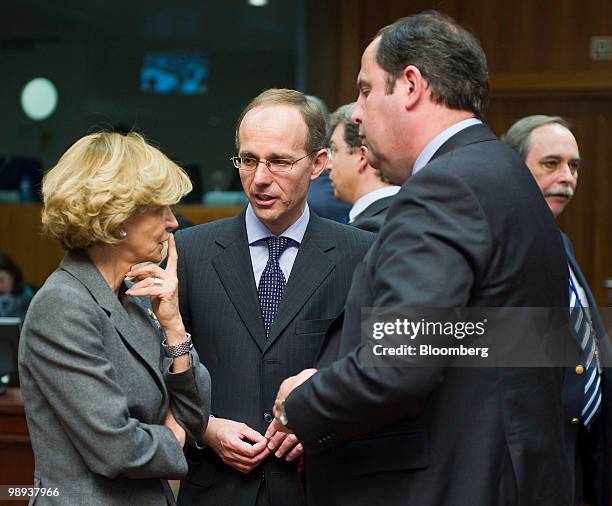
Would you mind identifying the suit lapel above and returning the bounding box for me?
[60,250,165,391]
[211,214,267,351]
[264,214,336,351]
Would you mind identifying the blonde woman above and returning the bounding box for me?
[18,132,210,505]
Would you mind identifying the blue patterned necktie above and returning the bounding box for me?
[569,275,602,430]
[258,236,291,337]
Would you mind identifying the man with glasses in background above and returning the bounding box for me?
[327,102,400,233]
[175,88,373,506]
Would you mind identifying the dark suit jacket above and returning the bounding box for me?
[561,233,612,506]
[18,250,211,506]
[175,211,373,506]
[285,125,573,506]
[350,195,395,233]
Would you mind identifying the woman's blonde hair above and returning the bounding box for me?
[42,131,192,250]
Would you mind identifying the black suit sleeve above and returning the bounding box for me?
[175,231,193,335]
[285,167,493,453]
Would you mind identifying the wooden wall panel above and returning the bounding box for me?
[461,0,612,73]
[333,0,612,100]
[0,204,64,290]
[0,204,242,288]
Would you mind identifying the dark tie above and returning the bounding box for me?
[258,236,291,337]
[569,275,602,430]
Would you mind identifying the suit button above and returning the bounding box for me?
[570,417,580,425]
[575,364,585,375]
[263,412,273,423]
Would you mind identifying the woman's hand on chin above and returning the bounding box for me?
[125,234,183,334]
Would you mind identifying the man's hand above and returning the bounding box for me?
[264,421,303,462]
[203,417,271,474]
[272,368,318,433]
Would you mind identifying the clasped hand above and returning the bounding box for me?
[202,368,318,473]
[203,417,304,474]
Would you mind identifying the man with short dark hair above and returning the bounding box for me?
[327,103,400,232]
[272,12,572,506]
[504,115,611,506]
[175,89,373,506]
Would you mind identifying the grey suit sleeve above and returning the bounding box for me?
[23,288,188,479]
[286,168,492,452]
[162,348,211,443]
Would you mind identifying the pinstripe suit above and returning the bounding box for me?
[175,210,373,506]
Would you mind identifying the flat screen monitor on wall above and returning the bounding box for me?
[141,52,209,96]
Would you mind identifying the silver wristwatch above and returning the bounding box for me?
[162,333,193,358]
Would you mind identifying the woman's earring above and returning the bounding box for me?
[118,229,127,238]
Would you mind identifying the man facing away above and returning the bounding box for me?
[327,102,400,233]
[175,89,373,506]
[306,95,352,223]
[272,11,573,506]
[504,115,611,506]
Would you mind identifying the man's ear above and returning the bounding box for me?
[357,145,369,173]
[400,65,427,110]
[310,148,329,180]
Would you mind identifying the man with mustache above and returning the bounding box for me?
[504,116,578,216]
[504,115,612,506]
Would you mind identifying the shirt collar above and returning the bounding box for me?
[245,203,310,245]
[412,118,482,176]
[349,186,401,223]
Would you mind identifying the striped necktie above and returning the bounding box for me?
[258,236,290,337]
[569,275,602,430]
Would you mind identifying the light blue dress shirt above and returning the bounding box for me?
[245,204,310,286]
[412,118,482,176]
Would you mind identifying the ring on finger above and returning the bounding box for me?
[153,277,163,286]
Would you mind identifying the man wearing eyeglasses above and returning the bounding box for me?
[327,102,400,233]
[504,115,612,506]
[175,88,373,506]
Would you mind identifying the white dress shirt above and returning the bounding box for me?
[412,118,483,176]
